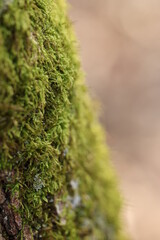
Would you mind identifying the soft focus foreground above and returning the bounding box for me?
[69,1,160,240]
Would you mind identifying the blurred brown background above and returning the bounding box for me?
[68,1,160,239]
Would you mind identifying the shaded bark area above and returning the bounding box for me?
[0,187,20,239]
[0,173,32,240]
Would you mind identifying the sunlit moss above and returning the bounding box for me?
[0,0,126,239]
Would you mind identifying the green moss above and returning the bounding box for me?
[0,0,126,239]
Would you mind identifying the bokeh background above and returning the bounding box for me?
[68,1,160,239]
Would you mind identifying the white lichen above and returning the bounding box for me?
[72,194,81,208]
[55,201,66,225]
[63,148,68,157]
[33,174,45,192]
[70,179,78,190]
[4,216,8,221]
[67,193,81,209]
[55,202,63,216]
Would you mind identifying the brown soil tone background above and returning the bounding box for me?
[68,1,160,239]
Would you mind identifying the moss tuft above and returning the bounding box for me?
[0,0,126,239]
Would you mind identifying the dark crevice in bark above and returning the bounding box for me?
[0,172,32,240]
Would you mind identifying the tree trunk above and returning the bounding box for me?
[0,0,125,239]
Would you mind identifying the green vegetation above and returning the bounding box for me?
[0,0,125,239]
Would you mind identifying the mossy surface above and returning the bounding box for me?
[0,0,125,239]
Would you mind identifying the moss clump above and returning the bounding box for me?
[0,0,126,239]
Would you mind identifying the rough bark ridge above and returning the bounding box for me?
[0,0,125,239]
